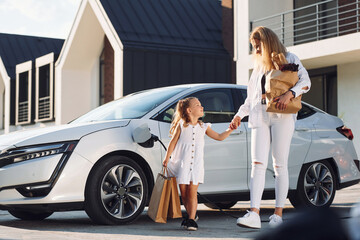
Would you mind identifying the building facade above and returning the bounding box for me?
[0,33,64,134]
[55,0,233,125]
[233,0,360,154]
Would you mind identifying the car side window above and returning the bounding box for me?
[154,88,235,124]
[155,103,177,123]
[297,103,316,120]
[191,89,235,123]
[234,89,248,122]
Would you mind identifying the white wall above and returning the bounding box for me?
[338,61,360,156]
[56,2,105,124]
[234,0,249,85]
[249,0,294,46]
[289,33,360,70]
[0,74,5,129]
[0,57,10,133]
[56,0,125,125]
[249,0,293,21]
[60,69,94,123]
[90,57,100,109]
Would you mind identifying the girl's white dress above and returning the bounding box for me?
[168,119,211,185]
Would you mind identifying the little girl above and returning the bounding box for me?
[162,97,233,231]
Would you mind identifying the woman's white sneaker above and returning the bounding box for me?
[269,214,283,228]
[236,211,261,229]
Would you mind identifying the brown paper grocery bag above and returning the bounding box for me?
[147,171,171,223]
[167,177,182,219]
[265,69,302,114]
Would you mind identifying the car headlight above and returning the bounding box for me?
[0,141,77,198]
[0,142,77,168]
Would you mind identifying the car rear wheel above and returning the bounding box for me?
[8,210,53,220]
[289,161,336,208]
[85,156,148,225]
[204,201,237,210]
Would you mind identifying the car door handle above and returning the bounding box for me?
[230,130,243,135]
[295,128,310,132]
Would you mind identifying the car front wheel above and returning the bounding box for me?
[289,161,336,208]
[85,156,148,225]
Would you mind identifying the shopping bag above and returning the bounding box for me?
[147,169,171,223]
[265,52,302,114]
[167,176,182,219]
[265,69,302,114]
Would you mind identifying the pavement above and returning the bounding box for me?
[0,183,359,240]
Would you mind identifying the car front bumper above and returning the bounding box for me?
[0,151,93,207]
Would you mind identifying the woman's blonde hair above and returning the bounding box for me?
[169,97,200,135]
[250,26,287,72]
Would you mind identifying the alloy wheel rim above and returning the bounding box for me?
[101,164,144,219]
[303,162,333,206]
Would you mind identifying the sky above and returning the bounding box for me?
[0,0,82,39]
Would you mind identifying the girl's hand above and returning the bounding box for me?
[162,158,169,167]
[273,91,293,111]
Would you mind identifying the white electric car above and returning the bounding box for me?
[0,84,358,224]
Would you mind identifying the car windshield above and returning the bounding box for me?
[71,87,187,123]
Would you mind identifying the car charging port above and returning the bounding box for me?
[132,124,166,149]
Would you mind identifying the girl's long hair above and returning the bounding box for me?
[250,26,287,72]
[169,97,197,135]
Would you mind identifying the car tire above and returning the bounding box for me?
[8,210,53,220]
[204,201,237,210]
[289,160,336,208]
[85,155,148,225]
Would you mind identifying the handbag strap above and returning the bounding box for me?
[161,167,176,178]
[161,167,168,177]
[261,74,266,94]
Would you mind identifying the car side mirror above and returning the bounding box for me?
[132,124,154,148]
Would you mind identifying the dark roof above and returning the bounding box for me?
[100,0,226,54]
[0,33,64,79]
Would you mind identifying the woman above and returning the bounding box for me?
[230,26,311,229]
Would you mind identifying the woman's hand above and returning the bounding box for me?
[230,116,241,130]
[273,91,293,111]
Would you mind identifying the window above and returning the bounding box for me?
[234,88,248,122]
[294,0,338,45]
[155,88,236,124]
[302,66,337,116]
[297,103,316,120]
[35,53,54,122]
[15,61,32,125]
[194,89,235,123]
[155,102,177,123]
